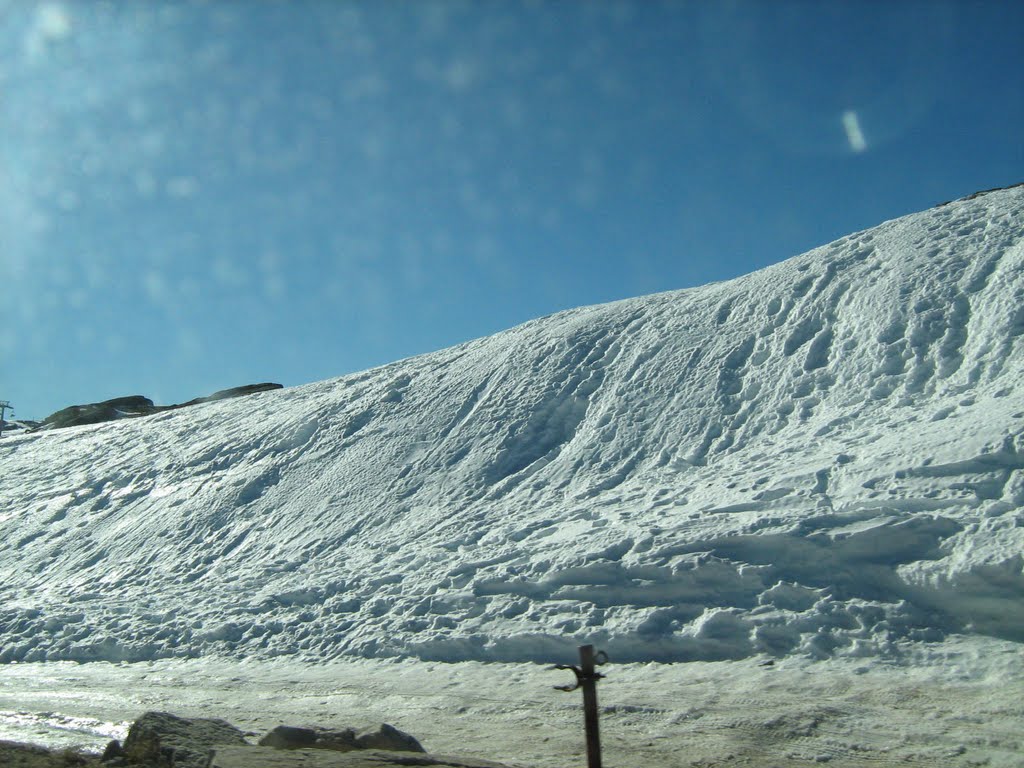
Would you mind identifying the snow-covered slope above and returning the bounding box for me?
[2,187,1022,665]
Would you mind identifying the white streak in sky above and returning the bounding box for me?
[842,110,868,153]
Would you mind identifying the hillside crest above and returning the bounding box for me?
[2,186,1022,664]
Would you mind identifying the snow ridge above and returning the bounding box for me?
[2,187,1023,664]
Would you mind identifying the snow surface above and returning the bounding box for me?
[1,187,1023,766]
[2,187,1023,666]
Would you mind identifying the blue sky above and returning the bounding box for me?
[1,0,1022,420]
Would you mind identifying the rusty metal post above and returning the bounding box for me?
[552,644,608,768]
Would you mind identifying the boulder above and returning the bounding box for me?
[102,739,126,760]
[121,711,247,768]
[354,724,425,753]
[258,725,358,751]
[258,723,423,754]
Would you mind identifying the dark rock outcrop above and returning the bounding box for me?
[259,725,358,751]
[41,396,156,430]
[938,179,1024,206]
[0,739,101,767]
[179,383,283,406]
[34,384,283,432]
[258,723,425,754]
[352,725,425,753]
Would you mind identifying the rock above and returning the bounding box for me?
[121,711,247,768]
[210,746,516,768]
[0,739,103,767]
[42,396,156,430]
[354,724,425,753]
[258,723,423,754]
[258,725,358,751]
[101,739,125,761]
[258,725,318,749]
[184,383,283,405]
[37,383,283,432]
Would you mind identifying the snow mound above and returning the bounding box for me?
[2,187,1023,664]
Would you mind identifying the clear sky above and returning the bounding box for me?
[1,0,1022,420]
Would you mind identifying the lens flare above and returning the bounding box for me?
[842,110,868,153]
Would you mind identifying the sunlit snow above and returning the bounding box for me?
[1,187,1022,766]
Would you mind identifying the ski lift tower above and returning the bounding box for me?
[0,400,12,438]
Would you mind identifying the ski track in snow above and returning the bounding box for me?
[1,188,1023,670]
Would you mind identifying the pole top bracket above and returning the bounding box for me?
[550,649,608,692]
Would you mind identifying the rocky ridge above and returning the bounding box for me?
[23,384,285,432]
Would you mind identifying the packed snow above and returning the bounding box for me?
[1,186,1022,766]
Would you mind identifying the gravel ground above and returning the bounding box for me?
[2,640,1021,768]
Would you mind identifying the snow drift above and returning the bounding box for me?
[2,186,1022,664]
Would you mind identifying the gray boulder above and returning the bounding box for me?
[258,723,424,754]
[121,711,248,768]
[354,724,425,753]
[258,724,359,751]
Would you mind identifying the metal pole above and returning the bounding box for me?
[579,644,602,768]
[0,401,10,438]
[551,644,608,768]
